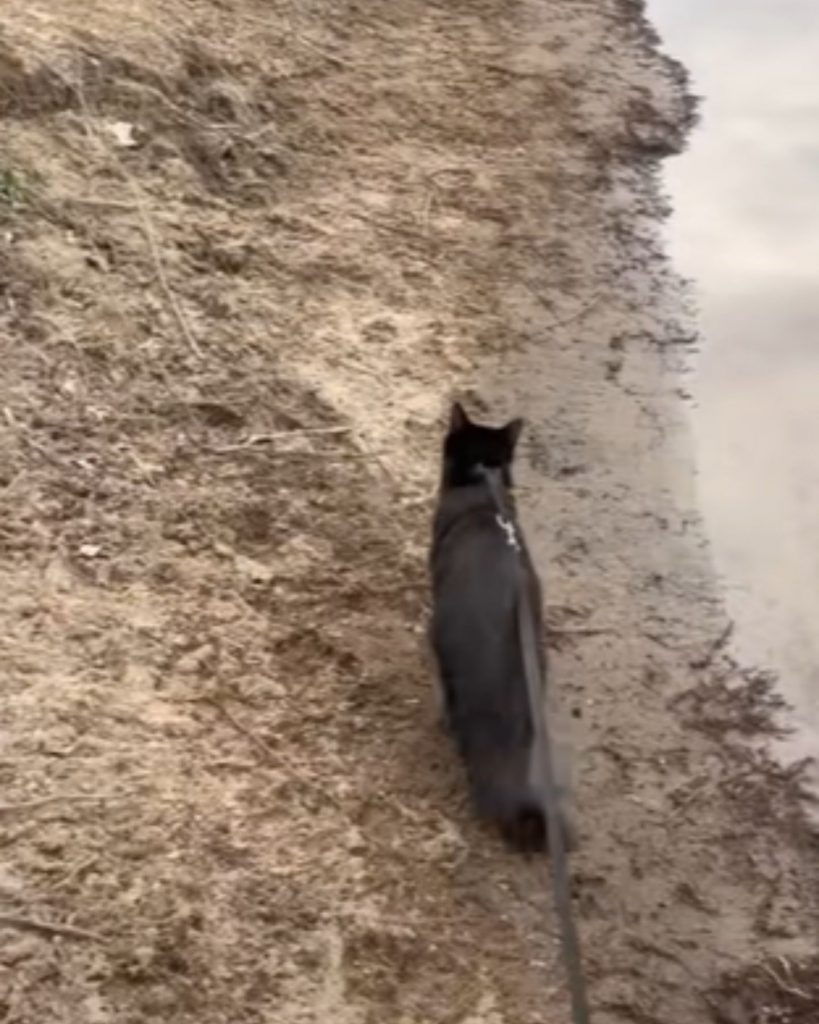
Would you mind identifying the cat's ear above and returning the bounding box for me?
[504,417,524,450]
[448,402,470,432]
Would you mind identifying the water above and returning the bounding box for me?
[651,0,819,767]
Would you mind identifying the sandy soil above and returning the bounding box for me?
[0,1,817,1022]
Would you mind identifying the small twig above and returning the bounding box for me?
[0,794,107,817]
[105,77,213,130]
[690,620,734,670]
[483,62,549,80]
[127,180,205,360]
[210,426,351,454]
[547,626,614,639]
[211,448,373,462]
[759,959,812,1002]
[545,623,616,652]
[7,425,64,469]
[348,209,434,244]
[669,775,712,817]
[204,759,258,772]
[542,293,602,332]
[0,468,27,495]
[776,955,816,999]
[643,631,680,651]
[426,166,475,185]
[176,695,321,788]
[3,407,63,469]
[281,20,349,68]
[198,697,278,765]
[73,79,204,361]
[0,914,103,942]
[52,855,100,892]
[64,197,139,211]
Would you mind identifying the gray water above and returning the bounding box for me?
[652,0,819,767]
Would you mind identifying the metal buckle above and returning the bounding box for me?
[496,513,520,552]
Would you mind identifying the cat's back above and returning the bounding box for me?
[431,493,518,604]
[430,493,523,671]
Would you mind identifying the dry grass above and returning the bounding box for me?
[0,3,572,1021]
[708,955,819,1024]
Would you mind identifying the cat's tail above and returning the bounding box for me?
[466,748,576,854]
[499,796,549,853]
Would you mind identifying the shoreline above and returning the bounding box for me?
[480,5,819,1019]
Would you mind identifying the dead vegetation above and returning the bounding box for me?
[0,4,580,1021]
[709,955,819,1024]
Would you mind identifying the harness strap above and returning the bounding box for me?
[479,465,591,1024]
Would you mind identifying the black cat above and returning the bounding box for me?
[429,402,573,853]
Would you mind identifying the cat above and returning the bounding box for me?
[429,401,575,853]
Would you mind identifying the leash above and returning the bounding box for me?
[479,465,592,1024]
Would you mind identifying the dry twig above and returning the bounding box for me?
[0,914,104,942]
[210,426,351,454]
[690,620,734,670]
[125,178,205,360]
[540,292,603,332]
[72,78,204,360]
[0,794,108,817]
[759,958,813,1002]
[204,697,279,765]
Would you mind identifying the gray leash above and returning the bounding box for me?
[479,465,591,1024]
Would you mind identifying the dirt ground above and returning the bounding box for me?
[0,1,817,1022]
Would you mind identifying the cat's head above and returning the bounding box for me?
[441,402,523,488]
